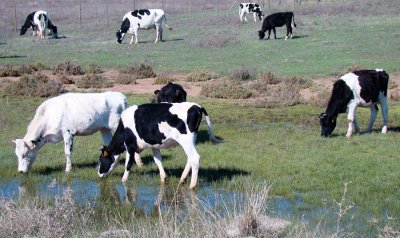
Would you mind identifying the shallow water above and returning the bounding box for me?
[0,176,379,237]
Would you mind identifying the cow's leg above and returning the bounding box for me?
[129,34,134,44]
[379,92,389,133]
[285,25,291,40]
[366,105,378,133]
[346,103,357,137]
[239,12,244,22]
[273,28,277,39]
[154,24,162,43]
[353,115,360,134]
[253,12,257,22]
[101,129,121,173]
[121,151,131,182]
[179,142,200,190]
[134,152,144,169]
[267,29,271,40]
[151,149,167,183]
[63,130,74,172]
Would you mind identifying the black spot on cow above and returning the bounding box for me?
[132,9,150,20]
[134,104,187,145]
[187,105,203,133]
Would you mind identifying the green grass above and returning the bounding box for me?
[1,94,399,230]
[1,1,399,78]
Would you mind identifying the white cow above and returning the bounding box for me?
[116,9,172,44]
[12,92,142,173]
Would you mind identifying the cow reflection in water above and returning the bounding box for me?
[98,182,199,214]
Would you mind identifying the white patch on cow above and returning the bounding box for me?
[375,68,383,72]
[13,92,128,173]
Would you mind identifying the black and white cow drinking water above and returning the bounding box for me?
[116,9,172,44]
[12,92,131,173]
[20,10,58,38]
[239,3,264,22]
[98,102,221,189]
[154,82,187,103]
[319,69,389,137]
[258,12,296,40]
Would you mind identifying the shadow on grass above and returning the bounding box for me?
[146,167,249,183]
[0,55,26,59]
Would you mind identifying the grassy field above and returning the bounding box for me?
[1,0,400,236]
[0,0,399,78]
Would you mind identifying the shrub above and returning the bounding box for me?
[344,64,364,73]
[154,72,174,84]
[0,64,21,77]
[4,73,64,97]
[85,63,103,74]
[76,74,113,88]
[53,60,85,75]
[28,62,49,71]
[114,73,136,85]
[257,71,280,84]
[17,64,34,75]
[230,65,252,81]
[201,80,252,99]
[120,63,156,79]
[186,70,216,82]
[58,75,74,84]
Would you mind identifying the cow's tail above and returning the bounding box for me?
[291,12,297,28]
[163,15,173,30]
[201,107,223,144]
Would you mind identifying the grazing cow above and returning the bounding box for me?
[154,82,187,103]
[116,9,172,44]
[12,92,134,173]
[239,3,264,22]
[97,102,221,189]
[20,10,58,38]
[258,12,296,40]
[319,69,389,137]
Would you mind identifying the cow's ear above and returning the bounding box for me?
[319,113,326,119]
[154,90,160,95]
[29,140,37,149]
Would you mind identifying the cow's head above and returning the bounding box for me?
[258,30,265,40]
[116,30,124,44]
[97,146,114,177]
[319,113,337,137]
[20,26,29,35]
[12,139,38,173]
[257,12,265,22]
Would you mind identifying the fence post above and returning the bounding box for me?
[14,5,17,33]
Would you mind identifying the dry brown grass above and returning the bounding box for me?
[76,74,113,88]
[53,60,85,76]
[185,70,216,82]
[0,188,92,237]
[115,73,136,85]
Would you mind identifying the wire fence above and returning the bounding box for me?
[0,0,321,34]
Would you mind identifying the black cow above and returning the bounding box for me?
[258,12,296,40]
[154,82,187,103]
[319,69,389,137]
[20,10,58,38]
[97,102,221,189]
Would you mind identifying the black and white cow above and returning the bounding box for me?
[116,9,172,44]
[20,10,58,38]
[319,69,389,137]
[97,102,221,189]
[258,12,296,40]
[239,3,264,22]
[154,82,187,103]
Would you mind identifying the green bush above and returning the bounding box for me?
[230,65,252,81]
[120,63,156,79]
[53,60,85,76]
[76,74,113,88]
[201,80,252,99]
[114,73,136,85]
[0,65,21,77]
[186,70,216,82]
[4,73,64,97]
[85,63,103,74]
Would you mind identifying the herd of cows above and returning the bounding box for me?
[14,3,390,189]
